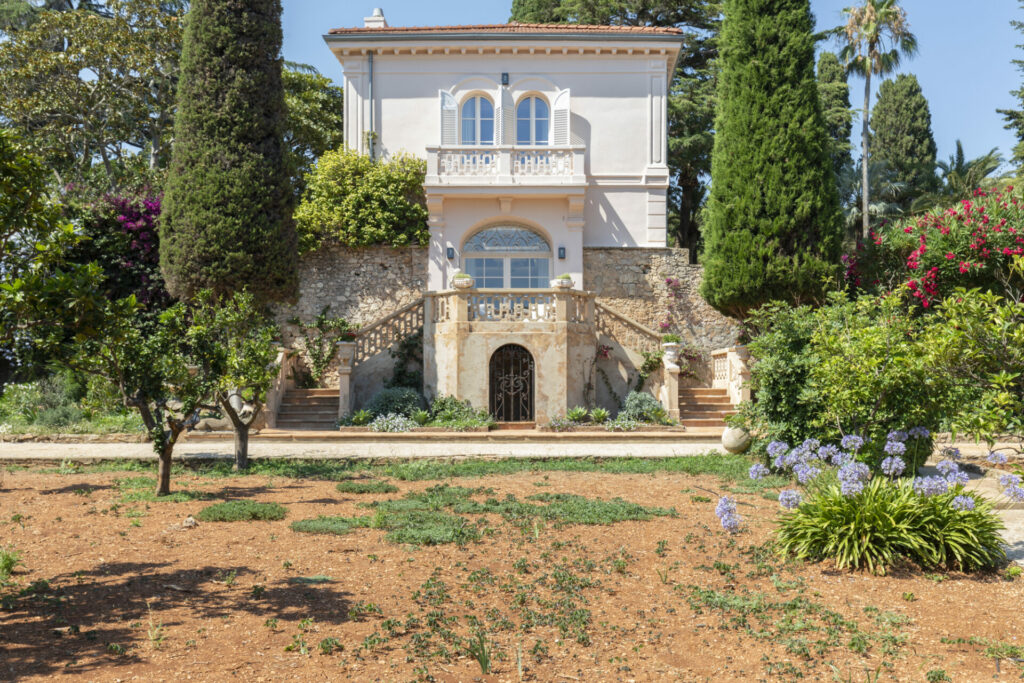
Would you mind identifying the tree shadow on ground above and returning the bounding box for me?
[0,560,353,679]
[39,483,112,496]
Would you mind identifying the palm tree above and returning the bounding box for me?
[835,0,918,240]
[911,141,1004,212]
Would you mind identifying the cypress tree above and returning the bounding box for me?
[700,0,842,318]
[160,0,297,302]
[817,51,854,181]
[870,73,938,208]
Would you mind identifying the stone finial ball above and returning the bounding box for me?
[722,426,752,454]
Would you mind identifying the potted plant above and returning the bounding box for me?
[451,271,475,289]
[551,273,574,289]
[661,333,682,363]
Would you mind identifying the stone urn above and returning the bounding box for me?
[551,276,574,289]
[661,342,681,364]
[722,426,752,454]
[451,275,475,289]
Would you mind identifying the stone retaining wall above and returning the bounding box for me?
[583,247,741,351]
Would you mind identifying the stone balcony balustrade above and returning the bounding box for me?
[425,288,593,326]
[424,145,587,186]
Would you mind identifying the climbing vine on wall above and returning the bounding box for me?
[387,327,424,391]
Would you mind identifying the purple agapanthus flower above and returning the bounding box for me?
[999,474,1023,489]
[887,430,909,443]
[779,489,802,510]
[817,445,840,463]
[946,470,969,486]
[914,476,949,497]
[840,479,866,497]
[950,495,975,511]
[936,459,960,476]
[749,464,770,480]
[838,461,871,484]
[793,462,821,484]
[766,441,789,458]
[941,446,961,460]
[908,426,930,439]
[1006,486,1024,502]
[715,496,741,533]
[884,440,907,456]
[840,435,864,452]
[880,456,905,478]
[987,451,1009,465]
[831,451,854,468]
[801,438,821,452]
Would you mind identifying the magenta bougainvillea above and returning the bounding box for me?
[847,187,1024,307]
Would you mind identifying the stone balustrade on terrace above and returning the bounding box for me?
[426,288,593,325]
[424,145,587,186]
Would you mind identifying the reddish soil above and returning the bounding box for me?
[1,465,1022,682]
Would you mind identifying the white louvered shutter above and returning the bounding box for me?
[440,91,457,145]
[500,87,515,145]
[552,88,570,146]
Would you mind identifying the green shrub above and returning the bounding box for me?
[621,391,667,424]
[196,501,288,522]
[341,409,372,427]
[411,409,430,426]
[428,395,493,430]
[566,406,589,422]
[294,148,429,253]
[589,407,609,423]
[364,387,423,418]
[776,478,1006,573]
[336,480,398,494]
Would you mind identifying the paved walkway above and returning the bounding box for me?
[0,438,723,462]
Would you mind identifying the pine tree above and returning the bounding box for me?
[160,0,297,303]
[869,73,938,208]
[817,52,853,182]
[999,2,1024,171]
[699,0,842,318]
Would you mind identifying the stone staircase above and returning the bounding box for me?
[274,389,338,431]
[677,387,736,429]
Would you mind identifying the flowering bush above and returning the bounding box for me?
[715,496,741,533]
[369,413,417,433]
[848,187,1024,307]
[768,434,1006,572]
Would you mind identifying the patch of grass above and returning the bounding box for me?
[291,484,672,547]
[336,479,399,494]
[0,546,22,582]
[114,476,214,503]
[196,501,287,522]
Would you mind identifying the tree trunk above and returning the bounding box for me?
[861,71,872,241]
[233,427,249,472]
[157,444,173,496]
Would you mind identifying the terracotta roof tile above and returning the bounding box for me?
[326,22,683,36]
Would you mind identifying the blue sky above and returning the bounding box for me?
[282,0,1021,169]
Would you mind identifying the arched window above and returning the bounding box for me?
[516,97,549,146]
[460,96,494,145]
[463,226,551,289]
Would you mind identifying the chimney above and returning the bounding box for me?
[363,8,388,29]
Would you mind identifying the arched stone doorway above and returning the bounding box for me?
[489,344,535,422]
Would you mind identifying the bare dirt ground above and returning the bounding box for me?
[1,464,1023,682]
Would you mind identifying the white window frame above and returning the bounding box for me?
[460,95,494,146]
[462,226,552,289]
[516,96,550,146]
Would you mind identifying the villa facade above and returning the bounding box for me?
[269,11,741,428]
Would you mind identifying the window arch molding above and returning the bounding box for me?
[460,223,553,289]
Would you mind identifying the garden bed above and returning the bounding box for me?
[1,458,1021,681]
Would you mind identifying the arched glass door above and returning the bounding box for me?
[463,226,551,289]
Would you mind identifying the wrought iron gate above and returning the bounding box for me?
[489,344,535,422]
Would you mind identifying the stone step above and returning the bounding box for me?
[285,388,337,397]
[677,405,735,415]
[280,396,337,404]
[679,388,728,397]
[277,409,338,418]
[275,421,338,430]
[679,417,728,428]
[678,398,733,407]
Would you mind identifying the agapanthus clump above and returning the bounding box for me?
[880,456,906,479]
[817,444,840,462]
[838,462,871,497]
[950,495,976,511]
[766,440,789,459]
[778,489,802,510]
[793,462,821,484]
[749,464,770,480]
[913,476,949,497]
[715,496,741,533]
[937,459,969,486]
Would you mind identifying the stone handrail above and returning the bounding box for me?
[353,298,425,366]
[427,289,594,324]
[594,301,661,354]
[425,145,586,185]
[711,345,751,406]
[264,347,296,429]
